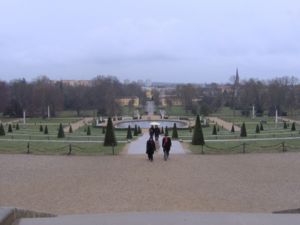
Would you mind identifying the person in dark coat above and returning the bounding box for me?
[162,133,172,160]
[146,137,155,161]
[154,125,160,140]
[149,125,154,139]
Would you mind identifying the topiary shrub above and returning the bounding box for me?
[104,117,117,146]
[165,126,169,136]
[255,124,260,133]
[87,126,91,135]
[57,123,65,138]
[39,125,43,132]
[283,121,287,129]
[8,124,13,133]
[192,115,205,145]
[133,125,138,136]
[0,123,5,136]
[240,122,247,137]
[291,122,296,131]
[127,125,132,139]
[231,124,235,133]
[16,123,20,130]
[69,125,73,133]
[172,123,178,139]
[44,125,48,134]
[260,123,264,131]
[212,124,217,135]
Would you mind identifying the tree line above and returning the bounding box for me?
[0,75,146,117]
[163,76,300,116]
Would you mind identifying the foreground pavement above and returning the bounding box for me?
[17,212,300,225]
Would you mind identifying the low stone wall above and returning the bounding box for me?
[0,207,55,225]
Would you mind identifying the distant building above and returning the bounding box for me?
[115,96,140,107]
[160,95,183,106]
[55,80,92,86]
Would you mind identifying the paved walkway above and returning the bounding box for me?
[208,117,240,132]
[17,212,300,225]
[127,133,186,154]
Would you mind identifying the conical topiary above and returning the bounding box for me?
[133,125,138,136]
[165,126,169,136]
[283,121,287,129]
[57,123,65,138]
[231,124,235,133]
[16,123,20,130]
[212,124,217,135]
[260,123,264,131]
[44,125,48,134]
[172,123,178,139]
[8,124,13,133]
[40,125,43,132]
[127,125,132,139]
[69,125,73,133]
[291,122,296,131]
[138,126,141,134]
[192,115,205,145]
[255,124,260,133]
[0,123,5,136]
[104,117,117,146]
[240,122,247,137]
[87,126,91,135]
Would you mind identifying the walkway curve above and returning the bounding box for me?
[208,117,240,132]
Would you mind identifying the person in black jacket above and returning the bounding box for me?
[154,125,160,140]
[162,133,172,160]
[146,137,155,161]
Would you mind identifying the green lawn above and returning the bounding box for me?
[188,139,300,154]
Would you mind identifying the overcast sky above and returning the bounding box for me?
[0,0,300,83]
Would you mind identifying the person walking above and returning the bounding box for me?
[149,125,154,139]
[146,137,155,161]
[154,125,160,140]
[162,133,172,160]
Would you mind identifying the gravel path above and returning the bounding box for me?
[208,117,241,132]
[1,153,300,215]
[64,117,93,133]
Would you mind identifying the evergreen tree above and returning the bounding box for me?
[104,117,117,146]
[231,124,235,133]
[165,126,169,136]
[240,122,247,137]
[212,124,217,135]
[133,125,138,136]
[291,122,296,131]
[44,125,48,134]
[255,124,260,133]
[260,123,264,131]
[8,124,13,133]
[172,123,179,139]
[138,126,141,134]
[57,123,65,138]
[87,126,91,135]
[192,115,205,145]
[16,123,20,130]
[283,121,287,129]
[39,125,43,132]
[0,123,5,136]
[69,125,73,133]
[126,125,132,139]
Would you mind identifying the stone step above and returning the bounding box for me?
[17,212,300,225]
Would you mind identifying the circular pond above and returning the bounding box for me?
[115,120,188,129]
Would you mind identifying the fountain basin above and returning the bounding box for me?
[114,120,188,128]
